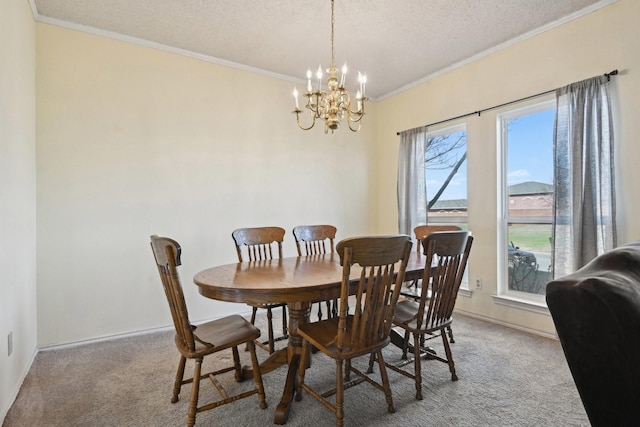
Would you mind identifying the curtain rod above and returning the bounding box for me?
[396,69,619,135]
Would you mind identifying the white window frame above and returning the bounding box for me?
[495,98,555,313]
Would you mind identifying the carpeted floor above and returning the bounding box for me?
[3,313,588,427]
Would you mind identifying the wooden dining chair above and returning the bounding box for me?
[384,231,473,400]
[402,225,463,295]
[292,224,338,320]
[232,226,288,353]
[295,235,413,427]
[150,235,267,427]
[401,224,462,344]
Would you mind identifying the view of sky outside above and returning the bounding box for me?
[507,107,556,186]
[424,107,556,203]
[425,130,467,202]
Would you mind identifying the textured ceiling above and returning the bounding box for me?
[32,0,617,99]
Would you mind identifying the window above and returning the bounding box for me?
[423,124,468,227]
[498,100,555,304]
[424,124,469,287]
[396,123,468,287]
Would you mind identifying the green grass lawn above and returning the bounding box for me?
[508,224,552,252]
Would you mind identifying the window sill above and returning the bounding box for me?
[458,286,472,298]
[491,294,550,315]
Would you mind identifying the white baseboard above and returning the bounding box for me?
[2,346,38,424]
[39,307,255,352]
[455,309,558,340]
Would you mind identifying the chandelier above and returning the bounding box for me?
[292,0,367,134]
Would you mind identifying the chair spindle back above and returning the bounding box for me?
[335,235,412,352]
[293,225,337,256]
[232,227,285,261]
[418,231,473,330]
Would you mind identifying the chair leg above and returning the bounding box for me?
[188,358,202,427]
[413,332,423,400]
[247,341,268,409]
[247,306,259,351]
[295,340,310,401]
[336,359,344,427]
[172,355,187,403]
[345,359,352,381]
[267,307,275,353]
[441,331,458,381]
[232,346,243,382]
[367,352,376,374]
[281,305,288,338]
[447,325,455,343]
[401,330,411,360]
[376,350,395,413]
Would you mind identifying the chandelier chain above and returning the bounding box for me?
[331,0,335,68]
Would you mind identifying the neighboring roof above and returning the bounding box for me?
[430,181,553,210]
[508,181,553,195]
[431,199,467,210]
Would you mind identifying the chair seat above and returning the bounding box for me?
[399,282,431,300]
[393,300,452,333]
[298,316,390,361]
[175,314,261,358]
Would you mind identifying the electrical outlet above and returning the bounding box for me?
[8,331,13,356]
[475,278,482,290]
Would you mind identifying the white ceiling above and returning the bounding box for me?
[31,0,617,99]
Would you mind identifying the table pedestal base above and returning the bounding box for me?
[273,302,309,424]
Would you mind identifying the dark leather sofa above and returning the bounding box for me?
[546,241,640,426]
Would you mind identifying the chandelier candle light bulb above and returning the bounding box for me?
[340,63,347,87]
[291,0,368,133]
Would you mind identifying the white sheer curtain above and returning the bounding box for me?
[553,75,616,277]
[397,128,427,236]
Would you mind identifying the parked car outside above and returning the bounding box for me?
[508,241,538,270]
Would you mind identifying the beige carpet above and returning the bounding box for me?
[3,313,588,427]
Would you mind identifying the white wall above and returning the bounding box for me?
[375,0,640,335]
[35,24,379,346]
[0,0,37,420]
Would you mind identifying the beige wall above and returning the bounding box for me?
[35,24,379,346]
[376,0,640,336]
[32,0,640,345]
[2,0,638,419]
[0,0,37,420]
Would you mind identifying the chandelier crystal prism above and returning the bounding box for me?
[292,0,367,134]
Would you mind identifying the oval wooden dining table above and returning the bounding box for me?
[193,251,425,425]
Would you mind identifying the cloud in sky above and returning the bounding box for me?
[508,169,530,183]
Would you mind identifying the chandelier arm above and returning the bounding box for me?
[293,110,317,131]
[347,98,366,119]
[348,119,361,132]
[347,108,364,122]
[307,91,326,117]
